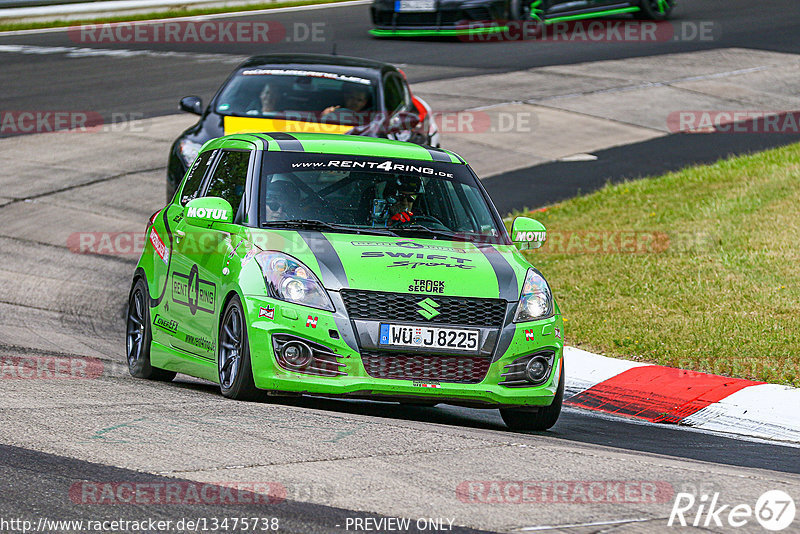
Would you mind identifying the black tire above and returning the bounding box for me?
[218,296,260,401]
[500,361,564,431]
[637,0,674,20]
[126,278,177,382]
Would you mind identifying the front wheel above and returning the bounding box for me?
[500,361,564,431]
[126,278,176,382]
[637,0,674,20]
[218,296,260,401]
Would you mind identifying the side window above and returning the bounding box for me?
[180,150,214,206]
[383,75,408,113]
[204,150,251,215]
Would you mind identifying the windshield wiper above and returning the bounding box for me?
[261,219,397,236]
[390,224,464,240]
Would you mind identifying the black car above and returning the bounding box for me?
[168,54,440,201]
[370,0,675,37]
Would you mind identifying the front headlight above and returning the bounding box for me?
[178,139,202,166]
[513,268,553,323]
[255,252,334,311]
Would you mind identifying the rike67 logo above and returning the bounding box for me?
[669,490,796,531]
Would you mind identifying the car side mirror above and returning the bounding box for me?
[180,96,203,115]
[511,217,546,250]
[389,111,420,131]
[184,197,234,228]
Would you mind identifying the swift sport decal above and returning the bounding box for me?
[361,251,475,270]
[171,264,216,315]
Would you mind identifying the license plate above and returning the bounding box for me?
[379,324,479,352]
[394,0,436,12]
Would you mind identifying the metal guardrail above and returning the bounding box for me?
[0,0,132,8]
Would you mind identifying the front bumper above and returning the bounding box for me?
[243,296,563,408]
[370,0,508,36]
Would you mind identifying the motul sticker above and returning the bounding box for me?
[259,306,274,320]
[149,227,169,265]
[306,316,318,328]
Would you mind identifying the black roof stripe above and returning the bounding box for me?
[427,148,451,163]
[265,132,305,152]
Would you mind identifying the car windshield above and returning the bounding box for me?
[214,68,378,125]
[258,154,507,244]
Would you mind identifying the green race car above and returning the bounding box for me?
[127,133,564,430]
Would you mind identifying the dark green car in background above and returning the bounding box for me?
[127,133,564,431]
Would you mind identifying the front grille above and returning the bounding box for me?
[360,350,491,383]
[464,6,492,20]
[341,290,506,327]
[372,9,465,26]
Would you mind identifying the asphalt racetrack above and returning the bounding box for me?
[0,0,799,531]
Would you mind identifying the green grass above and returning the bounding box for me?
[514,142,800,386]
[0,0,353,32]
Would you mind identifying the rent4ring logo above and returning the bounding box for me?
[668,490,796,531]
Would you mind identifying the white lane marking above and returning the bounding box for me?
[0,0,371,37]
[564,345,649,397]
[682,383,800,444]
[516,517,663,531]
[0,43,245,61]
[531,66,775,102]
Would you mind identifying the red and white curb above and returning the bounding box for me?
[563,347,800,444]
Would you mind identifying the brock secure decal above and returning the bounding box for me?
[171,264,216,315]
[408,279,445,293]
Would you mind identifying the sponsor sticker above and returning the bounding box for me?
[306,316,318,328]
[555,327,562,340]
[149,227,169,265]
[259,306,275,320]
[525,329,535,342]
[186,206,228,221]
[152,314,178,334]
[172,264,216,315]
[408,279,445,293]
[412,380,441,388]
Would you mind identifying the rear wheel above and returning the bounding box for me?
[500,362,564,431]
[126,278,176,382]
[218,296,260,401]
[637,0,674,20]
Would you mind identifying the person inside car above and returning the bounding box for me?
[321,85,371,117]
[264,179,301,221]
[384,176,422,225]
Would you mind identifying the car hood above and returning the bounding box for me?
[249,230,528,301]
